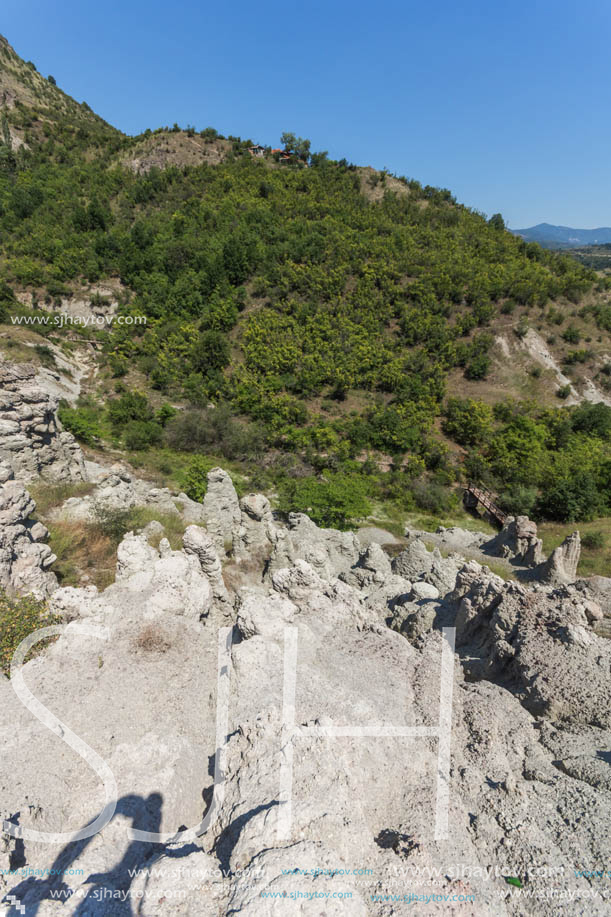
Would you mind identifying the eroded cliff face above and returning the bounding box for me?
[1,467,610,915]
[0,361,86,484]
[0,462,57,598]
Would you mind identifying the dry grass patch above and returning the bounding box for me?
[46,520,117,590]
[132,624,172,655]
[29,480,96,517]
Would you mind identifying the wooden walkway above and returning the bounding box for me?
[464,483,508,527]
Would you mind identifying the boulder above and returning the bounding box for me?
[410,581,440,601]
[391,538,433,580]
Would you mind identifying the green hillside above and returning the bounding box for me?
[1,34,611,528]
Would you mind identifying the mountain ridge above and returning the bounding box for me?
[512,222,611,249]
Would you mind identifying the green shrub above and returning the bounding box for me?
[156,403,178,427]
[183,455,215,502]
[279,474,371,529]
[58,403,102,445]
[411,480,456,516]
[90,502,136,544]
[108,354,128,377]
[442,398,493,446]
[165,406,265,460]
[582,531,605,550]
[464,353,491,380]
[562,325,581,344]
[107,391,153,429]
[124,420,162,451]
[498,484,538,517]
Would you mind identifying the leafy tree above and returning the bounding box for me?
[442,398,494,446]
[192,330,230,374]
[156,403,178,427]
[488,213,505,231]
[280,132,311,161]
[536,472,602,522]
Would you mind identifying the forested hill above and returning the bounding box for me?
[1,33,611,528]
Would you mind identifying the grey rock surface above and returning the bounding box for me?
[537,531,581,584]
[202,467,241,555]
[0,462,57,597]
[392,537,433,579]
[267,511,361,581]
[483,515,544,565]
[0,360,86,483]
[1,469,610,915]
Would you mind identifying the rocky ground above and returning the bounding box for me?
[0,360,610,915]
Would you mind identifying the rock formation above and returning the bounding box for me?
[55,463,206,526]
[0,361,86,483]
[267,511,360,581]
[537,530,581,584]
[1,468,610,915]
[0,462,57,597]
[201,467,242,555]
[483,514,544,564]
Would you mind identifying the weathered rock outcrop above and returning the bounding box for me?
[0,463,57,597]
[183,524,233,613]
[233,492,277,563]
[483,514,544,565]
[0,361,86,483]
[537,530,581,584]
[392,537,433,579]
[202,467,241,555]
[453,560,611,727]
[56,463,205,525]
[267,511,360,581]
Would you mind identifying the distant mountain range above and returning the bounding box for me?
[512,223,611,249]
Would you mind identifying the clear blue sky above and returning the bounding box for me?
[3,0,610,227]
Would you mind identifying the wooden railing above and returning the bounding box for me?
[464,483,508,526]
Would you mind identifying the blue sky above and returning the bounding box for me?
[3,0,610,227]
